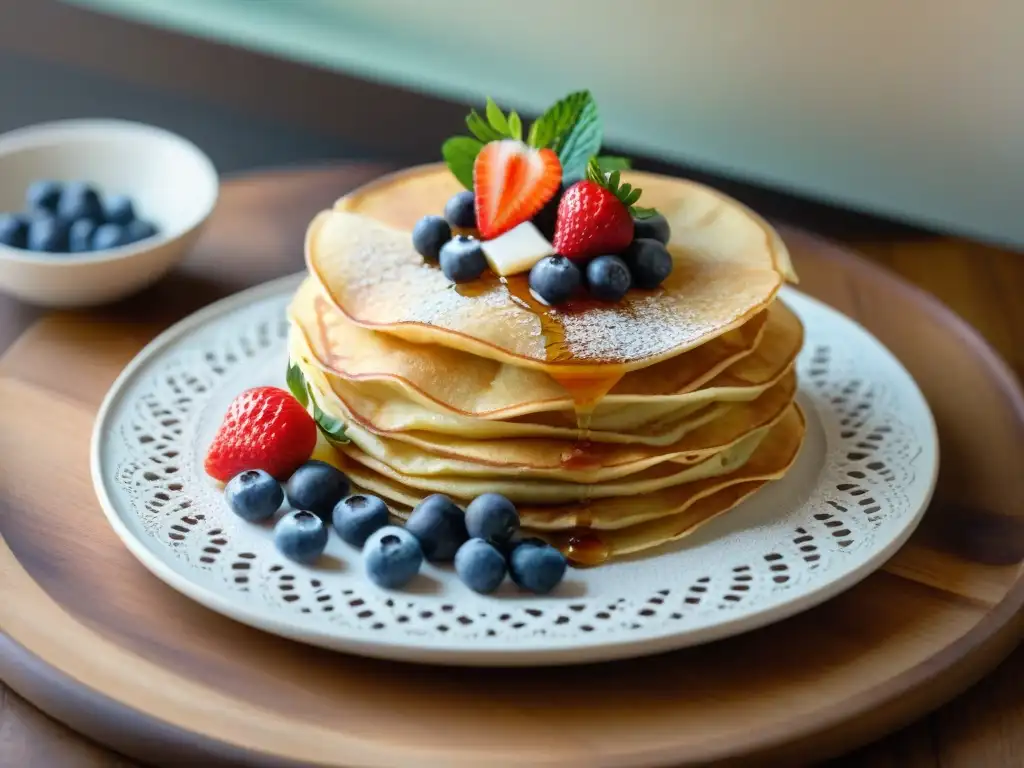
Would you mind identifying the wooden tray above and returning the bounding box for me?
[1,166,1023,767]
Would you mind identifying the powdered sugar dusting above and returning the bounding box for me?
[309,189,786,368]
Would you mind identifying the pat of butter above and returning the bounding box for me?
[481,222,555,277]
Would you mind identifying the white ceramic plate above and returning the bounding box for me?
[91,275,938,666]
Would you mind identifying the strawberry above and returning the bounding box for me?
[204,386,317,483]
[553,159,657,262]
[474,139,561,239]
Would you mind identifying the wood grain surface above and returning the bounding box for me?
[1,165,1023,768]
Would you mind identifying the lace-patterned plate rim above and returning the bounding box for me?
[90,274,939,666]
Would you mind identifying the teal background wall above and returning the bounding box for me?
[65,0,1024,248]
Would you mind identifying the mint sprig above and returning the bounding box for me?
[556,98,602,184]
[526,90,604,184]
[585,157,657,219]
[485,97,510,136]
[442,136,483,190]
[311,396,349,444]
[285,360,349,444]
[465,110,503,143]
[443,90,632,192]
[286,361,309,408]
[527,90,592,151]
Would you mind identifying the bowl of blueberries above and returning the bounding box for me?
[0,119,218,307]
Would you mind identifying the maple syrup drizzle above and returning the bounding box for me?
[558,529,611,568]
[560,440,600,470]
[452,277,495,299]
[575,504,594,528]
[500,275,625,433]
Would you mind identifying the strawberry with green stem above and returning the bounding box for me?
[553,158,657,263]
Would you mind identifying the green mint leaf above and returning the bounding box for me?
[442,136,483,190]
[466,110,503,142]
[508,111,522,141]
[310,394,349,444]
[596,155,632,173]
[531,90,593,152]
[558,98,603,184]
[485,97,510,136]
[526,118,545,148]
[631,206,658,219]
[286,361,308,408]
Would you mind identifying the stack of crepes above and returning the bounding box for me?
[289,166,806,564]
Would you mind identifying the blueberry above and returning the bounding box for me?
[285,460,351,520]
[68,219,99,253]
[364,526,423,589]
[412,215,451,262]
[509,539,568,594]
[27,216,69,252]
[92,223,130,251]
[273,510,328,564]
[439,236,487,283]
[622,238,673,289]
[125,219,158,244]
[499,533,544,560]
[26,180,63,213]
[57,182,103,223]
[443,190,476,229]
[103,194,136,226]
[224,469,283,522]
[332,493,389,547]
[633,212,671,244]
[586,254,632,301]
[454,539,507,594]
[528,255,581,305]
[531,185,565,240]
[465,493,519,544]
[0,213,28,249]
[404,494,468,562]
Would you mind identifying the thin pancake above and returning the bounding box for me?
[329,405,804,534]
[289,276,769,419]
[301,346,796,481]
[288,305,800,443]
[309,165,797,375]
[334,420,771,505]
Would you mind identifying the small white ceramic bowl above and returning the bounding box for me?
[0,119,218,307]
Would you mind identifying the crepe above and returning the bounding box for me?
[307,165,797,380]
[319,406,805,538]
[296,339,796,482]
[288,300,801,443]
[289,275,769,419]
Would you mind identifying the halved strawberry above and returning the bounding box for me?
[474,139,561,240]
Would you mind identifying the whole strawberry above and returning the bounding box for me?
[204,386,317,483]
[553,159,657,263]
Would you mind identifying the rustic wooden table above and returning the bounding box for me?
[1,165,1022,767]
